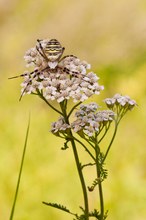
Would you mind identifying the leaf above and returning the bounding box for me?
[42,202,71,214]
[9,115,31,220]
[88,178,99,191]
[89,209,100,219]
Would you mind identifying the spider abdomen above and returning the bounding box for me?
[44,39,64,62]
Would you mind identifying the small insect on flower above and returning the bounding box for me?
[9,39,78,101]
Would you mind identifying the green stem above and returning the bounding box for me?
[37,90,63,115]
[67,101,82,119]
[95,143,104,220]
[70,136,89,219]
[98,123,111,144]
[60,101,89,220]
[102,121,118,163]
[9,116,30,220]
[82,136,95,150]
[73,136,96,161]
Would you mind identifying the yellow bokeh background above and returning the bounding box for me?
[0,0,146,219]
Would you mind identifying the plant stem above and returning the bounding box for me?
[72,136,96,161]
[37,90,63,115]
[102,121,118,163]
[95,143,104,220]
[9,116,30,220]
[67,101,82,119]
[60,101,89,220]
[70,136,89,220]
[98,123,111,144]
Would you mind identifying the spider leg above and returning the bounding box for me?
[37,39,49,61]
[36,45,46,59]
[62,67,89,83]
[59,54,77,62]
[63,67,79,77]
[19,79,32,101]
[8,69,40,79]
[9,66,49,80]
[19,66,50,101]
[19,81,38,101]
[8,65,50,101]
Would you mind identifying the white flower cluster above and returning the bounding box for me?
[51,117,70,134]
[71,103,115,137]
[104,94,137,110]
[21,39,104,102]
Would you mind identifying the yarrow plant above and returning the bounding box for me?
[9,39,137,220]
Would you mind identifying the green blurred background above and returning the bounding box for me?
[0,0,146,219]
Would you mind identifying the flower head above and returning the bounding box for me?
[51,117,70,136]
[20,39,104,102]
[104,94,137,111]
[71,103,115,137]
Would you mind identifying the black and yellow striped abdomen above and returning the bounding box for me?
[45,39,63,58]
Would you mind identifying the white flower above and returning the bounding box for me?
[104,94,137,110]
[71,104,115,137]
[20,39,104,102]
[51,117,70,134]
